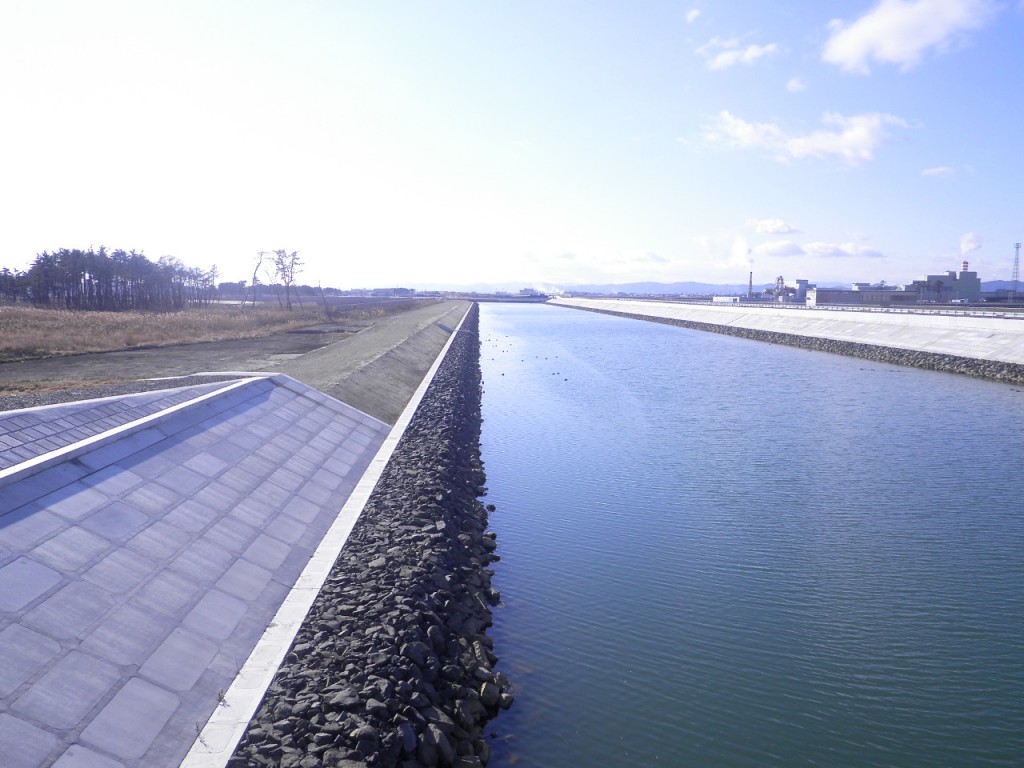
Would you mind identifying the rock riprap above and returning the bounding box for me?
[230,304,509,768]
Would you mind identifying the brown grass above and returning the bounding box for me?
[0,377,127,397]
[0,305,328,363]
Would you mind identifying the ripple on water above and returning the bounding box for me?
[480,303,1024,768]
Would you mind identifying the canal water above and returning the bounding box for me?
[478,302,1024,767]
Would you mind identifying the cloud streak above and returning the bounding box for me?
[749,240,885,259]
[703,110,907,166]
[746,218,800,234]
[822,0,999,73]
[697,37,779,70]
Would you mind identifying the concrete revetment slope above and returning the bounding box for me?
[0,300,498,768]
[552,298,1024,381]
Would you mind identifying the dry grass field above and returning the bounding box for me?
[0,305,333,363]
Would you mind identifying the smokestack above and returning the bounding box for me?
[962,260,969,272]
[748,271,753,298]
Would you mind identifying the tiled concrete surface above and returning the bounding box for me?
[553,297,1024,364]
[0,375,391,768]
[0,382,235,472]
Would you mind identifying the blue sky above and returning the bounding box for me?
[1,0,1022,290]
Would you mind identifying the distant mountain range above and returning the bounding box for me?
[561,281,781,295]
[413,279,1020,296]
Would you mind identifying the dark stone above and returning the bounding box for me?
[229,306,509,768]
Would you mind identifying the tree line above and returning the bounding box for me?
[0,248,219,311]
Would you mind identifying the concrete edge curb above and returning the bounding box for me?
[0,377,266,491]
[179,304,472,768]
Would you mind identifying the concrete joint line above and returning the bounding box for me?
[180,304,472,768]
[0,377,265,491]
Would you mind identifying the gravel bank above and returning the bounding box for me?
[573,306,1024,385]
[229,303,510,768]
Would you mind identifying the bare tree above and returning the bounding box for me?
[268,249,302,310]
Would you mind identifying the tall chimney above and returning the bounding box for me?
[748,271,753,298]
[962,260,969,272]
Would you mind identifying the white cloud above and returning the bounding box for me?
[823,0,1000,73]
[686,9,701,24]
[752,240,806,258]
[703,110,907,166]
[697,37,779,70]
[960,231,981,254]
[746,218,800,235]
[786,76,806,92]
[804,241,886,259]
[703,110,786,151]
[922,165,956,177]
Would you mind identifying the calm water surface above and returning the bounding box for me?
[479,303,1024,767]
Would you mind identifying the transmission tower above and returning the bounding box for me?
[1012,243,1021,304]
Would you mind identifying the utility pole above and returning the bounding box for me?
[1012,243,1021,305]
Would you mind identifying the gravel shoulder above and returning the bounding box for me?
[0,301,471,421]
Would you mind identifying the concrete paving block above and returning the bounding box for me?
[140,627,219,692]
[169,538,233,585]
[80,466,145,497]
[273,432,307,454]
[203,517,257,554]
[244,419,281,441]
[80,502,149,542]
[0,505,65,550]
[307,434,338,455]
[0,713,59,768]
[52,744,125,768]
[252,442,294,466]
[82,548,157,595]
[126,520,191,562]
[75,429,165,473]
[224,430,263,452]
[152,465,209,498]
[37,486,109,522]
[12,650,121,730]
[235,453,277,480]
[0,625,62,697]
[182,451,230,478]
[297,478,333,506]
[123,484,182,516]
[312,466,345,491]
[134,570,204,619]
[165,499,215,535]
[263,514,306,545]
[266,466,305,494]
[217,466,261,497]
[81,604,173,665]
[81,678,179,760]
[321,455,354,479]
[282,453,319,478]
[281,495,322,524]
[0,557,63,611]
[23,581,116,641]
[243,533,291,570]
[32,526,112,572]
[182,589,248,641]
[30,460,91,491]
[227,495,276,528]
[216,558,273,600]
[190,481,243,512]
[252,480,291,509]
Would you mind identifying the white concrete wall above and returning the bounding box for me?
[550,298,1024,365]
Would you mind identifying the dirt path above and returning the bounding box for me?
[0,301,472,423]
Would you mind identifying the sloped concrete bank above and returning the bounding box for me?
[230,304,510,768]
[568,305,1024,385]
